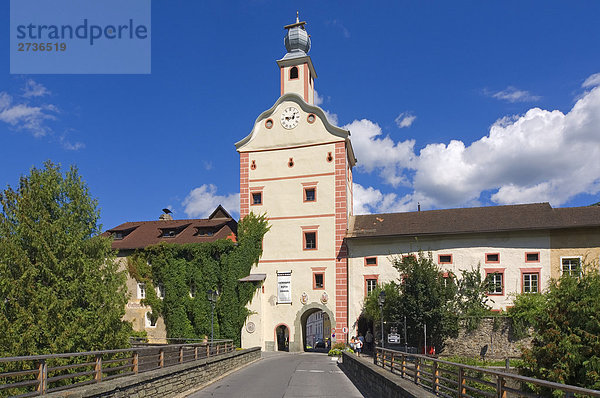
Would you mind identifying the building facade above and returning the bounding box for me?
[236,17,600,350]
[236,16,356,352]
[104,206,237,343]
[104,16,600,351]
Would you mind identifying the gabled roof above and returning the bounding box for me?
[103,206,237,250]
[234,93,357,166]
[347,203,600,239]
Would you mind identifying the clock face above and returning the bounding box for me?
[280,106,300,129]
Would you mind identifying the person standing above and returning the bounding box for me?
[365,330,373,353]
[355,336,363,357]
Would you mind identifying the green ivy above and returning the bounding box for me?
[127,213,269,346]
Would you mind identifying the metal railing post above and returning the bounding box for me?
[37,359,47,395]
[94,355,102,382]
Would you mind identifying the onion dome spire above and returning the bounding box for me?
[283,11,311,56]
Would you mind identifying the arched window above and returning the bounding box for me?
[289,66,299,79]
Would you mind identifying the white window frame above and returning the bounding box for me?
[137,283,146,299]
[560,256,582,277]
[366,279,377,295]
[488,273,503,295]
[522,272,539,293]
[145,311,157,328]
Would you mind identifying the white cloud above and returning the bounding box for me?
[582,73,600,88]
[343,119,415,187]
[328,19,350,38]
[348,73,600,210]
[353,183,415,214]
[395,112,416,128]
[182,184,240,218]
[0,92,57,137]
[314,90,324,106]
[23,79,50,98]
[488,86,541,103]
[323,110,339,125]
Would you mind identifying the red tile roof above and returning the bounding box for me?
[102,205,237,250]
[347,203,600,239]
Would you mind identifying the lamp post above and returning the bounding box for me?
[207,289,219,342]
[378,290,386,348]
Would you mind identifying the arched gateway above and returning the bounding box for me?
[293,303,335,352]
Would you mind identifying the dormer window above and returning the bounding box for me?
[162,229,177,238]
[196,228,214,237]
[113,232,124,240]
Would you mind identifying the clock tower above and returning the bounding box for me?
[236,15,356,352]
[277,13,316,105]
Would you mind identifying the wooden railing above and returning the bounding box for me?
[0,340,234,397]
[375,347,600,397]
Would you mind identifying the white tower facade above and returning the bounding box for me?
[236,16,356,351]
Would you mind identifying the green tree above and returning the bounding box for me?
[517,270,600,392]
[457,265,493,330]
[393,253,459,350]
[0,161,132,356]
[363,253,459,351]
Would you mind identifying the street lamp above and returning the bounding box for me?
[378,290,386,348]
[207,289,219,342]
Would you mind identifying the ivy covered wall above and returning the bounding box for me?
[127,213,269,346]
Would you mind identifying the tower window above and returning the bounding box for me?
[313,273,324,289]
[252,192,262,205]
[304,232,317,250]
[289,66,299,80]
[304,187,316,202]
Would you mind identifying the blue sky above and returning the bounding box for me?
[2,1,600,230]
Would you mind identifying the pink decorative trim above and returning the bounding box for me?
[251,172,334,183]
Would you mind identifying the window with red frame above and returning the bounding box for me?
[522,272,539,293]
[487,272,503,294]
[313,273,324,289]
[304,232,316,249]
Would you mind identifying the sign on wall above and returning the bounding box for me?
[277,271,292,304]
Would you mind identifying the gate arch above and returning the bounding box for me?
[292,302,336,352]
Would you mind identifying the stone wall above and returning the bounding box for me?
[441,317,531,359]
[46,347,261,398]
[339,352,436,398]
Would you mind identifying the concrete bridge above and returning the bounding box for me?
[3,345,600,397]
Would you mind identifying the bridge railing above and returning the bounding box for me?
[375,347,600,397]
[0,340,234,397]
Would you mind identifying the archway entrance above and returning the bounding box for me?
[298,304,334,352]
[275,324,289,352]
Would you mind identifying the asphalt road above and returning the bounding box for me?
[187,352,364,398]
